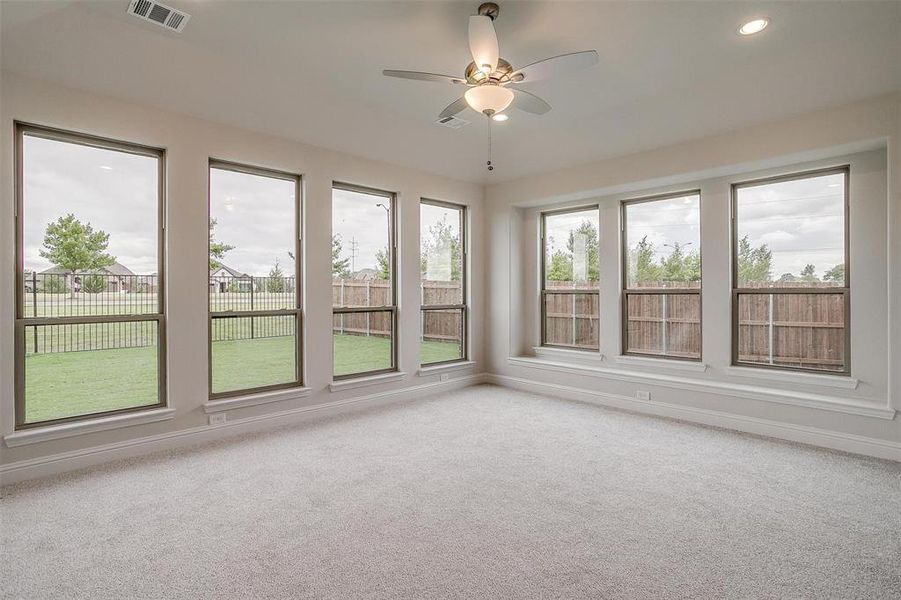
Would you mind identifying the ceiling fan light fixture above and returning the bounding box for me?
[738,18,768,36]
[464,85,514,115]
[491,113,509,122]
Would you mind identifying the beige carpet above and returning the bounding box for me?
[2,384,899,599]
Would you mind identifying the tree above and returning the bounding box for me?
[332,234,350,278]
[800,264,819,283]
[82,274,106,294]
[737,235,773,285]
[266,259,286,293]
[41,276,67,294]
[545,249,572,282]
[209,218,234,271]
[660,242,700,284]
[629,236,662,286]
[777,272,799,284]
[40,214,115,298]
[566,220,599,282]
[544,221,599,284]
[375,246,391,280]
[421,216,462,281]
[823,263,844,284]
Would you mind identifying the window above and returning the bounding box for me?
[15,124,165,428]
[540,206,600,350]
[208,161,302,397]
[732,167,849,373]
[332,184,397,378]
[420,200,466,365]
[622,192,702,360]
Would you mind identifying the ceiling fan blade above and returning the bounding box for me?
[383,70,466,85]
[439,97,469,119]
[468,15,499,74]
[512,50,599,83]
[511,89,551,115]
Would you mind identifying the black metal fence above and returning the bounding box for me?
[209,275,297,312]
[24,272,158,317]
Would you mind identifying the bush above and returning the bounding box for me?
[82,274,107,294]
[40,276,67,294]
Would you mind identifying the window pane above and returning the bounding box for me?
[625,194,700,289]
[22,134,159,315]
[332,187,393,307]
[209,167,297,310]
[737,293,846,372]
[735,172,845,288]
[543,293,598,349]
[23,322,159,424]
[544,209,599,290]
[421,203,463,306]
[421,308,464,364]
[333,311,394,377]
[625,293,701,359]
[211,316,297,393]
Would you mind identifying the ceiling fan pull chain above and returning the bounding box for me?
[487,118,494,172]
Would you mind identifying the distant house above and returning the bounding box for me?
[38,261,137,293]
[351,268,380,281]
[210,264,256,293]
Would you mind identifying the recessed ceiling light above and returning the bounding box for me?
[491,113,509,122]
[99,165,113,170]
[739,18,769,36]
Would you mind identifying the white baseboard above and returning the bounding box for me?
[3,369,895,485]
[486,374,901,462]
[0,373,488,486]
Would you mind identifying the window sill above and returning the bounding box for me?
[203,387,312,414]
[506,356,893,420]
[329,371,405,392]
[417,361,476,376]
[533,346,604,362]
[615,355,708,373]
[723,366,859,390]
[4,407,176,448]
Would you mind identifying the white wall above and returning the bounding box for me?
[1,73,898,478]
[0,73,485,470]
[486,93,901,449]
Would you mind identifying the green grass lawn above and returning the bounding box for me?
[24,334,462,423]
[24,345,160,423]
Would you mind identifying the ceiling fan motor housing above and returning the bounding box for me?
[465,58,516,84]
[477,2,500,20]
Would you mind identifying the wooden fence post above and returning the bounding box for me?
[366,280,371,336]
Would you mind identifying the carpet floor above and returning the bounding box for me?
[1,384,899,599]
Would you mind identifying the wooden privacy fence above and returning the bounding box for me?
[624,293,700,358]
[736,292,845,370]
[543,290,599,349]
[332,279,463,343]
[545,280,845,369]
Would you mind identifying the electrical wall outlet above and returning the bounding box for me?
[636,390,651,401]
[440,373,450,382]
[209,413,227,425]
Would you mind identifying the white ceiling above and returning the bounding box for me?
[2,1,899,183]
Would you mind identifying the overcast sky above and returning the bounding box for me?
[23,135,159,274]
[210,167,296,276]
[545,208,599,257]
[420,202,460,280]
[24,133,842,283]
[736,172,844,279]
[625,193,700,263]
[332,188,393,273]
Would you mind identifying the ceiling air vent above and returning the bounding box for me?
[435,116,470,130]
[127,0,190,33]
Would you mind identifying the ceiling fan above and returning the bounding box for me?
[383,2,599,123]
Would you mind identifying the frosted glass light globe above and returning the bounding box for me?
[465,85,514,115]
